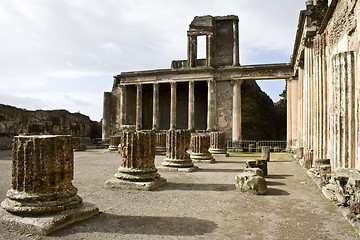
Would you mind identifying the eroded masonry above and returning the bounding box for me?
[103,15,292,142]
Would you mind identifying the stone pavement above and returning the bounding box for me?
[0,150,358,239]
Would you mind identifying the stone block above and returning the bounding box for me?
[246,159,268,176]
[261,146,270,161]
[235,173,268,195]
[244,167,265,177]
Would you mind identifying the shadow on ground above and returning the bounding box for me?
[162,182,235,191]
[52,213,217,237]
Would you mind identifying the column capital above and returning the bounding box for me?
[136,83,142,90]
[231,79,244,85]
[189,80,195,87]
[170,81,177,87]
[207,78,215,86]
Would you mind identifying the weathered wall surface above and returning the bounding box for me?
[0,104,101,149]
[241,80,284,141]
[290,0,360,169]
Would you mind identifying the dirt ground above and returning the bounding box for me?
[0,149,359,240]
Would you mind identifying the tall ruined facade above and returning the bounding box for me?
[103,16,292,142]
[288,0,360,169]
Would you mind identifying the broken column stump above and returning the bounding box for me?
[105,130,167,190]
[261,146,271,161]
[0,135,99,235]
[246,159,268,176]
[235,173,268,195]
[190,134,214,163]
[108,135,121,151]
[209,131,227,155]
[155,131,167,154]
[162,129,198,172]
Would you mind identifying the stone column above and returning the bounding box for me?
[170,82,177,130]
[105,130,166,190]
[232,80,242,141]
[155,131,167,153]
[0,135,98,235]
[108,135,121,151]
[207,79,216,131]
[233,18,240,66]
[206,34,215,67]
[152,83,159,131]
[102,92,112,140]
[188,35,197,68]
[136,84,142,130]
[119,85,126,127]
[209,131,227,154]
[162,129,198,171]
[261,146,271,161]
[190,134,214,163]
[188,81,195,131]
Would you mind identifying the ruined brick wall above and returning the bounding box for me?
[0,104,101,149]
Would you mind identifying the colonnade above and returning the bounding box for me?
[117,79,243,141]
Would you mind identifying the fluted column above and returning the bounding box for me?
[105,129,167,190]
[152,83,159,131]
[190,134,214,163]
[108,135,122,151]
[162,129,197,171]
[209,131,227,154]
[188,81,195,131]
[207,79,216,131]
[1,135,82,216]
[136,84,142,130]
[155,131,167,153]
[170,82,177,130]
[232,80,243,141]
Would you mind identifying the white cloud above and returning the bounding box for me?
[0,0,306,120]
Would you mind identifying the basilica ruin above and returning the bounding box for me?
[102,15,291,142]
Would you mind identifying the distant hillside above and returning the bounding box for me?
[0,104,101,149]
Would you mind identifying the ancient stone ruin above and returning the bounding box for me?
[162,129,198,172]
[0,135,98,235]
[190,134,214,163]
[102,15,290,144]
[105,129,167,190]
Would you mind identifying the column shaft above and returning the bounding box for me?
[188,81,195,131]
[136,84,142,130]
[207,80,216,131]
[152,83,159,130]
[232,80,242,141]
[170,82,177,130]
[120,85,126,127]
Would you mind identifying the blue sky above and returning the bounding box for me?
[0,0,306,121]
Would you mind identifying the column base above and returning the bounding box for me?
[162,158,194,168]
[190,153,215,163]
[209,148,227,155]
[158,166,199,172]
[104,177,167,191]
[107,146,119,151]
[0,202,99,235]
